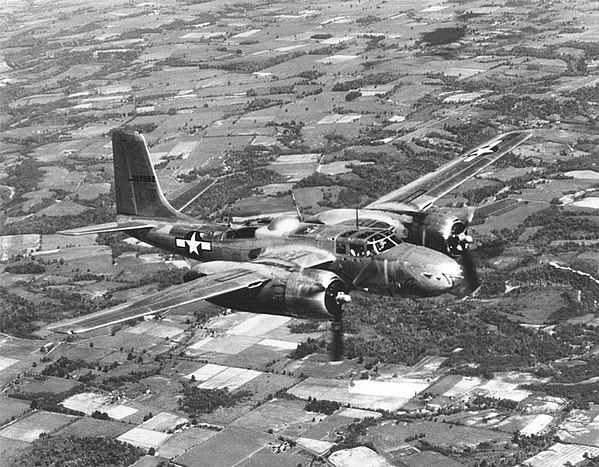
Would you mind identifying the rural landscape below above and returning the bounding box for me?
[1,0,599,466]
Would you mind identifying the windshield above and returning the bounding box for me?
[336,229,401,257]
[366,231,400,255]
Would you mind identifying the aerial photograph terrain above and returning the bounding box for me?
[1,0,599,466]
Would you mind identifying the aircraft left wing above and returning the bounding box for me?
[46,268,270,334]
[58,221,157,236]
[367,130,532,212]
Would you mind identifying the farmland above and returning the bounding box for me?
[2,0,599,465]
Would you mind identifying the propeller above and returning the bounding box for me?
[328,289,351,362]
[460,248,480,293]
[330,312,344,362]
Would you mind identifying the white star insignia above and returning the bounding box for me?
[186,232,201,255]
[176,232,212,256]
[464,139,503,161]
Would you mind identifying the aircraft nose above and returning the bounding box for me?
[396,247,463,294]
[429,257,463,290]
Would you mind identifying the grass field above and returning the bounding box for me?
[62,392,138,420]
[47,343,114,363]
[236,446,313,467]
[56,416,132,438]
[117,427,171,450]
[0,335,41,360]
[0,355,19,372]
[231,399,316,434]
[16,376,80,396]
[139,412,188,433]
[442,373,536,402]
[289,376,430,411]
[0,436,31,464]
[370,419,511,453]
[174,426,276,467]
[0,395,30,426]
[298,413,357,441]
[156,427,218,459]
[0,410,77,443]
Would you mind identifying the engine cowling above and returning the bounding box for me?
[283,269,350,319]
[408,208,473,257]
[183,263,350,320]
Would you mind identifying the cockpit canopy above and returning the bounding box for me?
[334,229,401,257]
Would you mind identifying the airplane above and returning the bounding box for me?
[47,128,532,359]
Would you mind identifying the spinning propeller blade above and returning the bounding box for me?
[461,249,480,293]
[330,313,344,362]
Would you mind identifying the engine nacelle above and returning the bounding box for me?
[283,269,350,319]
[407,208,473,257]
[183,263,349,320]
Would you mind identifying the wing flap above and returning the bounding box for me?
[367,130,533,211]
[46,269,269,334]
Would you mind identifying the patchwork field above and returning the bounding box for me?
[369,419,512,453]
[156,427,219,459]
[139,412,188,433]
[56,417,132,438]
[289,376,431,411]
[555,409,599,447]
[174,426,277,467]
[440,372,544,402]
[0,395,31,426]
[117,427,172,450]
[0,410,77,443]
[62,392,138,420]
[231,399,317,434]
[524,443,599,467]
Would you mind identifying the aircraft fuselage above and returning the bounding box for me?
[128,216,463,297]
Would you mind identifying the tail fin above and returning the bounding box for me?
[112,130,182,219]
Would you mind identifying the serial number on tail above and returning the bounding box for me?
[129,174,156,183]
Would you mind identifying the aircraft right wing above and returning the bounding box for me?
[367,130,533,212]
[46,268,270,334]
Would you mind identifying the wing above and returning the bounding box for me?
[367,130,533,212]
[59,220,157,236]
[46,268,269,334]
[254,244,336,269]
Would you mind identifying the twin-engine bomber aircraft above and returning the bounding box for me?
[47,129,531,359]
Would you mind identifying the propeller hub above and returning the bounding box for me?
[447,224,473,257]
[335,292,352,305]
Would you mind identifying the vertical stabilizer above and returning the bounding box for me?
[112,130,181,218]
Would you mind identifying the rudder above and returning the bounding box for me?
[112,130,181,218]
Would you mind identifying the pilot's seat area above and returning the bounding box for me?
[335,229,401,257]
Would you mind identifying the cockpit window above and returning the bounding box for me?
[348,243,365,256]
[367,232,400,254]
[224,226,258,239]
[336,229,401,257]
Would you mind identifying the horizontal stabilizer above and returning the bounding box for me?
[58,221,156,236]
